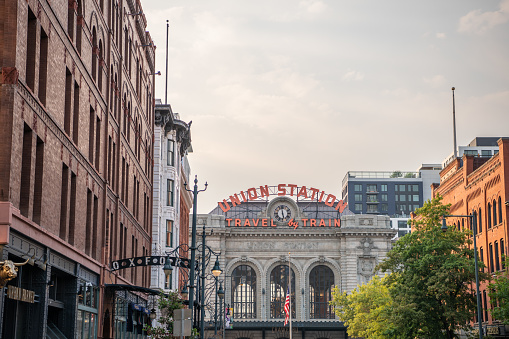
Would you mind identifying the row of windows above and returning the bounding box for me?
[354,194,419,203]
[456,197,504,235]
[353,184,420,192]
[230,265,334,320]
[480,239,506,274]
[25,5,152,232]
[464,149,498,157]
[354,203,420,213]
[395,195,420,202]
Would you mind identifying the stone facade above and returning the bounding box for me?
[194,194,395,339]
[151,101,192,293]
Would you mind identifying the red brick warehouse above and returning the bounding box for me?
[432,138,509,337]
[0,0,156,337]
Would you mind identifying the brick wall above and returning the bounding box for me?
[433,138,509,326]
[1,0,156,335]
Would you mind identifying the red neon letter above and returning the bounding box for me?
[235,219,241,227]
[318,191,325,202]
[297,186,308,199]
[230,194,241,207]
[259,185,269,198]
[309,188,319,200]
[247,188,258,200]
[335,200,347,213]
[288,184,297,196]
[226,219,232,226]
[262,219,268,226]
[218,200,230,212]
[324,194,336,207]
[240,191,248,202]
[335,219,341,227]
[278,184,286,196]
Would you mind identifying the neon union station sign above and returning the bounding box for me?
[217,183,347,229]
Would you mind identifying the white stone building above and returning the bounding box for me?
[151,100,192,294]
[192,185,396,339]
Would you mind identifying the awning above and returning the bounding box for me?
[105,284,166,297]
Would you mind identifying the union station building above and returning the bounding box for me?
[194,184,396,339]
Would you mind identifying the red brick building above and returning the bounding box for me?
[433,138,509,337]
[0,0,155,337]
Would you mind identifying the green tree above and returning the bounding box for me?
[331,275,396,339]
[378,195,489,339]
[489,257,509,324]
[144,290,192,339]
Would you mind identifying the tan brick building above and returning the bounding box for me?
[432,138,509,337]
[0,0,156,337]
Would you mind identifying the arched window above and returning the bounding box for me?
[231,265,257,319]
[493,199,498,225]
[309,265,334,319]
[76,0,82,53]
[270,265,295,319]
[478,208,482,233]
[127,102,131,140]
[498,197,503,225]
[488,203,492,228]
[110,65,114,107]
[98,40,103,93]
[472,211,478,234]
[122,94,127,135]
[92,27,97,82]
[134,115,138,158]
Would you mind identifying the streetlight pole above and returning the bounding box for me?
[442,213,482,339]
[214,277,218,336]
[185,176,207,328]
[200,223,207,339]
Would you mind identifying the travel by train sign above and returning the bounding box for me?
[218,183,347,229]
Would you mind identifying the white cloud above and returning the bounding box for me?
[436,32,446,39]
[423,75,446,88]
[343,70,364,81]
[269,0,326,22]
[299,0,326,14]
[458,0,509,34]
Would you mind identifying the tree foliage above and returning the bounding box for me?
[377,195,489,339]
[331,275,395,339]
[489,257,509,324]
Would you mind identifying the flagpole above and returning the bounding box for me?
[289,252,292,339]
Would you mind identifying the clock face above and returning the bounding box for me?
[274,204,292,222]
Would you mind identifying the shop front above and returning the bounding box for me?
[1,230,100,339]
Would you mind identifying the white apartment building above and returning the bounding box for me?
[151,100,192,294]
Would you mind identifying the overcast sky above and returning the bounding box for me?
[144,0,509,213]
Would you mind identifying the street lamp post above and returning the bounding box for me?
[218,282,224,337]
[184,176,207,327]
[442,213,482,339]
[198,222,222,339]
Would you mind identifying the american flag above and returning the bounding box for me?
[284,287,290,326]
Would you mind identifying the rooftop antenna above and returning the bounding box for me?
[452,87,457,158]
[165,20,169,104]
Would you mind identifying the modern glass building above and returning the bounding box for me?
[341,165,441,238]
